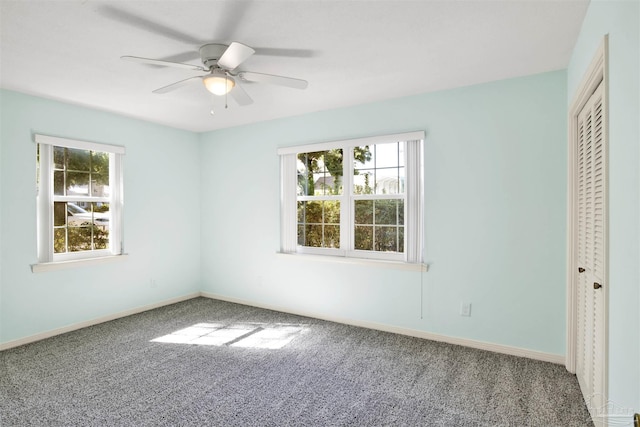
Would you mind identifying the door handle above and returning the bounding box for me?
[578,267,585,273]
[593,282,602,290]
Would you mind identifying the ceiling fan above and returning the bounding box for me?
[122,42,308,106]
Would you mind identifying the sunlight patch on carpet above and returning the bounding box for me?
[151,322,306,349]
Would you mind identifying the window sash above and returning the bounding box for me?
[352,194,405,201]
[36,134,125,263]
[281,132,423,263]
[297,195,342,202]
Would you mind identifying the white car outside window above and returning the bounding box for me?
[66,203,109,228]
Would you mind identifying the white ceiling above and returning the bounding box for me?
[0,0,589,133]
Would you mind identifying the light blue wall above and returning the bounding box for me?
[567,0,640,415]
[0,90,202,344]
[200,70,568,355]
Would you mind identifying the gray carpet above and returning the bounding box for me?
[0,297,591,426]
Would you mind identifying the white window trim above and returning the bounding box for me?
[279,131,424,264]
[275,252,428,272]
[34,134,125,268]
[31,253,129,273]
[277,131,424,155]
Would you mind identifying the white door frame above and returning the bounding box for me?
[566,34,609,411]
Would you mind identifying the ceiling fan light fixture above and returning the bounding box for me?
[203,71,235,96]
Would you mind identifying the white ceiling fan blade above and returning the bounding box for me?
[239,72,308,89]
[122,56,205,71]
[217,42,255,70]
[153,76,204,94]
[229,83,253,106]
[253,47,317,58]
[102,6,205,45]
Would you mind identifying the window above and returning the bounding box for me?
[35,134,125,263]
[280,131,423,263]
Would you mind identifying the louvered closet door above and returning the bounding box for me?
[575,80,606,416]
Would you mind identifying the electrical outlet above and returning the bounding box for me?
[150,279,157,289]
[460,302,472,317]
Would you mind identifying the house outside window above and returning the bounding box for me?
[279,131,423,263]
[35,134,125,264]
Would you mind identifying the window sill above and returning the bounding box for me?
[275,252,428,272]
[31,254,128,273]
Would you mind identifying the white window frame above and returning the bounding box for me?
[35,134,125,264]
[279,131,424,263]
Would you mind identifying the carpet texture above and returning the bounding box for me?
[0,297,592,426]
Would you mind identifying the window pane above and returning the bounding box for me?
[54,171,65,195]
[54,202,66,226]
[91,151,109,174]
[375,167,404,195]
[324,225,340,248]
[91,174,109,197]
[354,200,373,224]
[319,173,342,195]
[353,146,373,194]
[68,227,92,252]
[399,166,405,193]
[92,202,110,230]
[375,226,398,252]
[300,200,322,224]
[324,200,340,224]
[297,152,319,196]
[354,145,374,169]
[353,145,374,169]
[66,202,92,226]
[374,142,402,168]
[53,228,66,253]
[53,146,65,169]
[66,171,90,196]
[353,170,374,194]
[66,148,90,171]
[375,199,400,225]
[305,224,323,248]
[93,225,109,250]
[354,225,373,250]
[297,158,310,196]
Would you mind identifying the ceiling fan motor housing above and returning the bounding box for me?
[199,44,228,70]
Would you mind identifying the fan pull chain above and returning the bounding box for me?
[225,78,229,109]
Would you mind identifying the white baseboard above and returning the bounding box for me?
[0,292,201,351]
[201,292,566,365]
